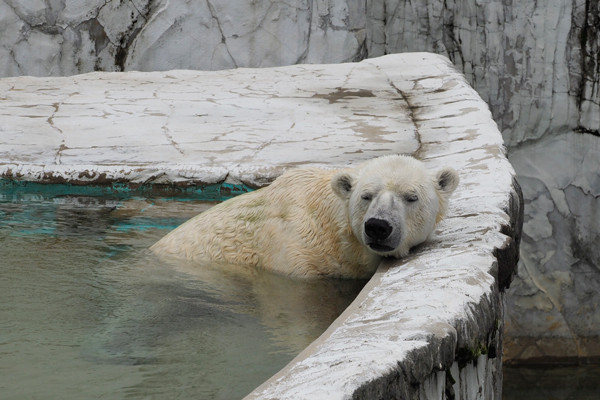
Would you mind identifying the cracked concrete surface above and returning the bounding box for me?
[0,56,420,187]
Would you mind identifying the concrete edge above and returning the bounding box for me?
[244,54,523,399]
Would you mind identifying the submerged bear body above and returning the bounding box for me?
[151,155,459,278]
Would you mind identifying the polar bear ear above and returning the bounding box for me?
[435,167,459,196]
[331,171,355,200]
[434,167,459,223]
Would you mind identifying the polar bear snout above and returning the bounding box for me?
[363,217,400,253]
[364,218,393,241]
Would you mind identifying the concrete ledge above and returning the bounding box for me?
[245,56,523,400]
[0,53,522,399]
[0,56,419,187]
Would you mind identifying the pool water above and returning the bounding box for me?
[0,191,366,399]
[503,364,600,400]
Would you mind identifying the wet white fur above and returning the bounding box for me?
[151,155,459,278]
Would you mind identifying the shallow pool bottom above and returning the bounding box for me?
[0,192,365,399]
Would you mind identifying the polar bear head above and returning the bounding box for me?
[331,155,459,258]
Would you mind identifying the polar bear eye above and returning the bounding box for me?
[405,193,419,203]
[361,193,373,201]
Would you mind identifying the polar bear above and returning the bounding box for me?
[150,155,459,279]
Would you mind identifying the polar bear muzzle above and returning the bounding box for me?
[364,217,398,252]
[364,218,393,241]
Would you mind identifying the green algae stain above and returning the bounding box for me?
[0,179,253,202]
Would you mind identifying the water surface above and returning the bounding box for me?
[503,365,600,400]
[0,192,365,399]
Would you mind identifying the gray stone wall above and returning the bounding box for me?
[365,0,600,363]
[0,0,366,75]
[2,0,598,362]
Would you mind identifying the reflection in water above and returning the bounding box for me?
[503,365,600,400]
[0,194,365,399]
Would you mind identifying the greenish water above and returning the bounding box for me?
[0,190,365,399]
[503,365,600,400]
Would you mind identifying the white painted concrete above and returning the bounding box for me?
[0,58,418,187]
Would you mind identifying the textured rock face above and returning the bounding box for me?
[0,0,150,76]
[504,133,600,361]
[366,0,599,140]
[366,0,600,362]
[2,0,598,362]
[0,0,365,76]
[125,0,366,70]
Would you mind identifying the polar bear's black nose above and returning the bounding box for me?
[364,218,393,240]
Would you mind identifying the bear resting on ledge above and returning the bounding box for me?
[151,155,459,279]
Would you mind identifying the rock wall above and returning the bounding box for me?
[0,0,366,76]
[370,0,599,363]
[364,0,600,364]
[2,0,598,362]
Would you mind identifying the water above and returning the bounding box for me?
[0,191,365,399]
[503,364,600,400]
